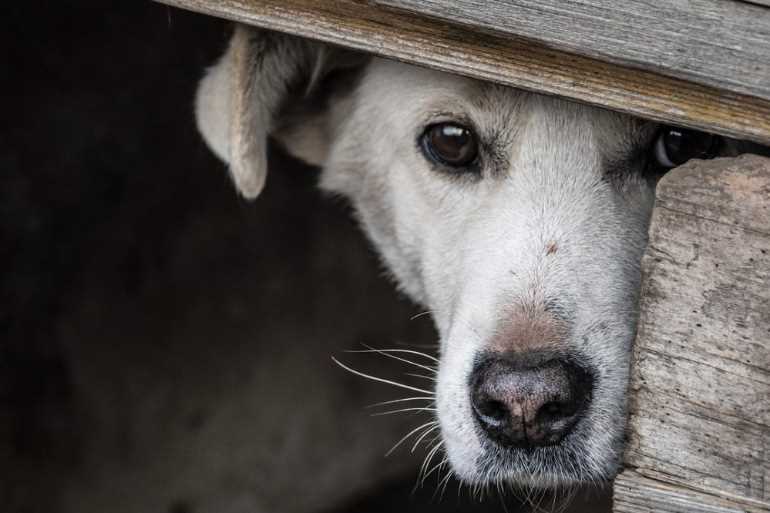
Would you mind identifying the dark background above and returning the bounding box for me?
[1,2,610,512]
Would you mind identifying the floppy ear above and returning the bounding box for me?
[195,24,364,199]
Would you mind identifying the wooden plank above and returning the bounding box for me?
[157,0,770,146]
[618,155,770,512]
[614,471,770,513]
[376,0,770,102]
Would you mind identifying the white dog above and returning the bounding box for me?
[195,25,751,492]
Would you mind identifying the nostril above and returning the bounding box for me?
[536,400,579,424]
[474,398,509,426]
[541,401,566,417]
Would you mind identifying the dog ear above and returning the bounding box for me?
[195,24,365,199]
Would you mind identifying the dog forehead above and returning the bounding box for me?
[360,59,645,147]
[358,59,526,129]
[362,58,475,100]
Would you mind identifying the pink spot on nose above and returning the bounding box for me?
[490,303,568,353]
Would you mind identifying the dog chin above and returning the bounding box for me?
[443,422,620,489]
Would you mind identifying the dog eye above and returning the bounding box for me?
[421,123,479,169]
[653,127,720,168]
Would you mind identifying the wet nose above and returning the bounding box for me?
[470,354,593,448]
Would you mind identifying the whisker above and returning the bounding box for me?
[421,454,448,484]
[366,396,435,408]
[346,346,438,371]
[358,344,439,362]
[331,357,433,395]
[409,310,433,321]
[404,372,437,382]
[522,480,538,512]
[371,407,436,417]
[410,423,440,452]
[496,479,511,513]
[385,420,438,457]
[437,468,455,500]
[396,342,440,350]
[529,486,548,513]
[418,439,445,482]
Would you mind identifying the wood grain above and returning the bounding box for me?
[156,0,770,146]
[617,155,770,512]
[614,471,770,513]
[376,0,770,101]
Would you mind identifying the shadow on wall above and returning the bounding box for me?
[0,3,611,513]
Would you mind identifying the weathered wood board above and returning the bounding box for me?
[375,0,770,101]
[614,154,770,512]
[615,471,770,513]
[156,0,770,146]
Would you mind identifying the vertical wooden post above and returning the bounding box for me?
[613,155,770,513]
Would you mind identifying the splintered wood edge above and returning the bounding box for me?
[158,0,770,145]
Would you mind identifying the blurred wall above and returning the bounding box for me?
[1,3,441,512]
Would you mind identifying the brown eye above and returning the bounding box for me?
[653,127,720,168]
[421,122,479,169]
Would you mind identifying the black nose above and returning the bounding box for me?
[470,353,593,448]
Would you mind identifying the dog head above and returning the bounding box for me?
[196,26,737,488]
